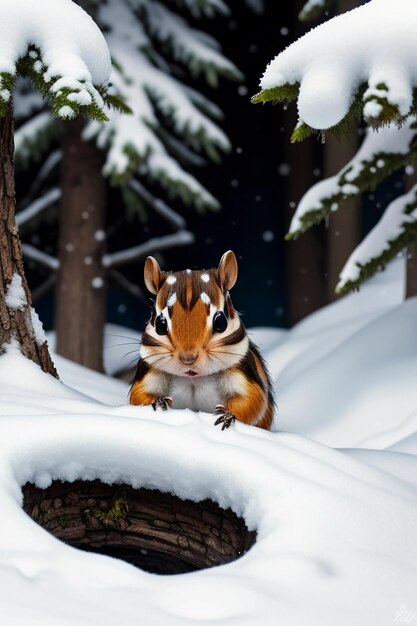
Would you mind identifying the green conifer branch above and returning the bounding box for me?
[336,192,417,294]
[251,83,300,106]
[286,143,417,239]
[299,0,335,22]
[0,73,16,117]
[0,47,111,122]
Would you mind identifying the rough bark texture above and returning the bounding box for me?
[55,117,106,372]
[0,111,57,376]
[23,480,256,575]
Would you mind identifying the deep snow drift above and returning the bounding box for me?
[0,257,417,626]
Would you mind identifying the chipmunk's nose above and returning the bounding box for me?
[179,352,198,365]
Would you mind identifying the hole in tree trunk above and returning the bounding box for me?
[22,480,256,575]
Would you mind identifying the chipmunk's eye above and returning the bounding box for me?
[155,313,168,335]
[213,311,227,333]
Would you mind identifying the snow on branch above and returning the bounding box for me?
[253,0,417,137]
[102,231,195,269]
[0,0,111,120]
[288,120,417,238]
[22,244,59,271]
[16,187,61,227]
[144,2,242,87]
[337,185,417,294]
[128,180,187,230]
[80,1,230,211]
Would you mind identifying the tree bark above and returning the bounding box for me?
[55,117,106,372]
[23,480,256,575]
[0,111,57,376]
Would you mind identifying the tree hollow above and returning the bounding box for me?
[22,480,256,575]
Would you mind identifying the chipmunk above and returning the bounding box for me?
[130,251,275,430]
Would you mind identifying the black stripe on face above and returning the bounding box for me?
[217,323,246,346]
[141,332,165,347]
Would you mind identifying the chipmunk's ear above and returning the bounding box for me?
[218,250,238,291]
[144,256,162,294]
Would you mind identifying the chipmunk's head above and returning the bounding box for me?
[140,251,248,378]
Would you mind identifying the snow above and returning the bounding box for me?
[0,0,111,116]
[338,187,417,289]
[289,119,416,235]
[5,273,26,310]
[30,308,46,345]
[2,256,417,624]
[260,0,417,129]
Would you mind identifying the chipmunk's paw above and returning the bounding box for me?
[214,405,236,431]
[152,397,173,411]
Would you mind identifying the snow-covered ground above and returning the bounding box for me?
[1,257,417,625]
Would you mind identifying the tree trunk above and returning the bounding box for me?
[284,0,327,326]
[404,168,417,298]
[406,242,417,298]
[55,117,106,372]
[324,0,361,302]
[23,480,256,575]
[286,135,327,325]
[0,111,57,376]
[323,132,361,301]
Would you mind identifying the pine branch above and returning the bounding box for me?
[128,180,187,230]
[336,186,417,294]
[287,121,417,238]
[102,230,195,269]
[22,244,60,271]
[108,269,148,303]
[17,187,61,228]
[31,275,56,304]
[19,150,62,208]
[299,0,335,22]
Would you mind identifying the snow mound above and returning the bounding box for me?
[0,344,417,625]
[269,258,416,448]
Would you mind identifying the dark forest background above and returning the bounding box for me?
[20,0,392,335]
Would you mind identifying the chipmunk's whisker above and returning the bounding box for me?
[105,333,140,341]
[123,349,141,360]
[104,342,139,350]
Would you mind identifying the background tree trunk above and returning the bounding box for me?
[285,0,326,326]
[55,117,106,372]
[324,0,361,302]
[0,111,57,376]
[323,132,361,301]
[404,168,417,298]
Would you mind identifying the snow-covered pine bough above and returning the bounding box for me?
[130,251,275,430]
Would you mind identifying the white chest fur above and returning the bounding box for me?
[169,374,225,413]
